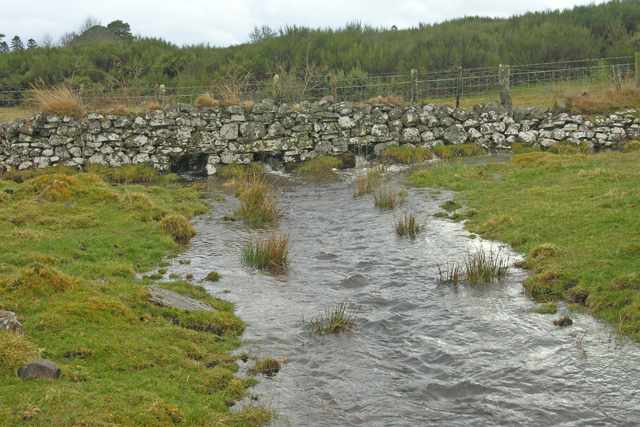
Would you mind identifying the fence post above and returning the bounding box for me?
[498,64,513,115]
[455,66,463,109]
[612,65,622,91]
[410,69,418,103]
[635,52,639,88]
[331,75,338,102]
[159,84,165,104]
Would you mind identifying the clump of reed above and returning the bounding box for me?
[309,302,360,335]
[241,231,289,271]
[374,182,406,209]
[28,79,85,118]
[234,175,281,228]
[395,212,421,237]
[353,167,385,197]
[438,246,509,285]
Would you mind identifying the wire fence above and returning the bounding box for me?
[0,56,637,109]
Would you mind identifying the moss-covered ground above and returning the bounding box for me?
[409,148,640,340]
[0,166,270,426]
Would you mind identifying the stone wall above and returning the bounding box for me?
[1,96,639,174]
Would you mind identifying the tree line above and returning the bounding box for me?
[1,0,639,102]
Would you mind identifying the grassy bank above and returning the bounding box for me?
[0,166,270,426]
[409,148,640,340]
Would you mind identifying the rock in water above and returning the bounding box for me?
[17,359,61,380]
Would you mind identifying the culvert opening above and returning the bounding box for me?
[170,153,209,176]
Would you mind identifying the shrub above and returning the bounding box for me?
[241,231,289,271]
[309,302,360,335]
[28,80,85,118]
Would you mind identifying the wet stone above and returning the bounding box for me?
[147,285,216,312]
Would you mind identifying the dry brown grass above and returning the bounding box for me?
[195,93,219,107]
[146,102,163,111]
[366,94,405,105]
[562,88,640,116]
[28,80,85,118]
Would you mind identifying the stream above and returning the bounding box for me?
[163,167,640,426]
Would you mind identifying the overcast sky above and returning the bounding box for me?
[1,0,602,48]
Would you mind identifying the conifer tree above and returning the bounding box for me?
[10,35,25,51]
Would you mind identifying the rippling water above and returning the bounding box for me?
[165,170,640,426]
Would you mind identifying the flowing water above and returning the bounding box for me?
[164,168,640,426]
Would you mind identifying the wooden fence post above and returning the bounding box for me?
[455,67,463,109]
[331,75,338,102]
[411,69,418,103]
[498,64,513,115]
[612,65,622,91]
[635,52,639,88]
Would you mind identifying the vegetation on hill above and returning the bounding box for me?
[0,0,639,102]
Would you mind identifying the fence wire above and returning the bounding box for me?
[0,56,636,108]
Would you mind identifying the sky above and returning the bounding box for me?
[1,0,603,48]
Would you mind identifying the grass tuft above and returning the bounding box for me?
[438,247,509,285]
[235,175,281,228]
[309,302,360,335]
[353,167,385,197]
[205,271,220,282]
[28,80,85,118]
[160,214,196,242]
[433,144,486,159]
[195,93,219,107]
[395,212,421,237]
[382,146,431,164]
[0,332,42,375]
[241,231,290,271]
[374,182,406,209]
[249,358,281,377]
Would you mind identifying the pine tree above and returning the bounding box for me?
[27,38,38,49]
[107,20,132,39]
[0,34,9,53]
[10,35,25,51]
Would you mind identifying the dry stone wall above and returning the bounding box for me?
[1,96,639,174]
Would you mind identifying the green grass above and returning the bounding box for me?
[432,143,486,159]
[206,271,221,282]
[409,150,640,341]
[216,162,265,183]
[297,155,343,175]
[241,231,290,271]
[0,167,270,426]
[309,302,360,335]
[381,146,432,164]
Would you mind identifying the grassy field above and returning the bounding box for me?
[0,166,270,426]
[409,147,640,340]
